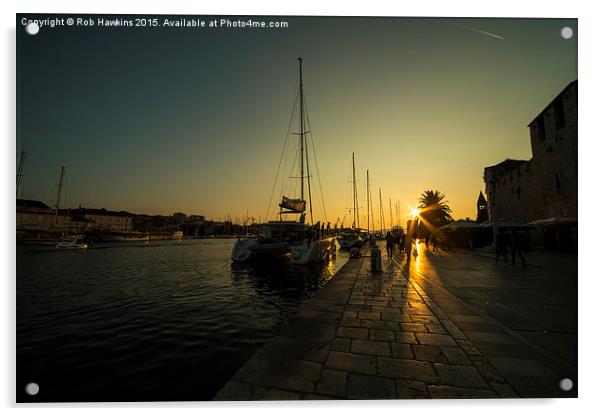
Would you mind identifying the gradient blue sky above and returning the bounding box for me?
[17,15,577,225]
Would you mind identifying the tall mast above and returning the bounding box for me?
[305,127,314,224]
[366,170,370,234]
[54,166,65,227]
[379,188,384,234]
[389,197,393,230]
[369,173,375,232]
[16,151,26,197]
[352,153,358,229]
[298,57,305,204]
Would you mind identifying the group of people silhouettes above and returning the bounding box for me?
[495,230,528,267]
[385,230,406,259]
[370,225,529,269]
[384,229,447,264]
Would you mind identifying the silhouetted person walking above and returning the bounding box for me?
[511,230,527,267]
[385,231,394,259]
[412,234,419,259]
[432,235,438,252]
[399,232,406,253]
[495,231,509,263]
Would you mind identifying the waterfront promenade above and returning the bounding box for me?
[214,245,577,400]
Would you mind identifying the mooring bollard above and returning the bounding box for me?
[370,241,382,273]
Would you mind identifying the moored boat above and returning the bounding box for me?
[336,153,366,251]
[231,58,336,265]
[56,234,88,250]
[337,231,365,249]
[98,231,151,242]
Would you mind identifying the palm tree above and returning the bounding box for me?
[417,190,453,228]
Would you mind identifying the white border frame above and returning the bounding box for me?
[3,1,599,415]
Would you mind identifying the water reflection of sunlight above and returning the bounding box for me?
[323,256,336,278]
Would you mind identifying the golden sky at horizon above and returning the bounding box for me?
[18,16,577,223]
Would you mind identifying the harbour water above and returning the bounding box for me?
[16,238,348,402]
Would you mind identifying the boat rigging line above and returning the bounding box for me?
[300,91,329,224]
[264,79,300,223]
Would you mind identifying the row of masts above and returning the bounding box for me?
[17,150,66,227]
[348,151,404,233]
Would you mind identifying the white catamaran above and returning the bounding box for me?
[231,58,336,265]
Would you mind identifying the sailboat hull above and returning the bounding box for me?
[290,237,336,264]
[231,236,336,265]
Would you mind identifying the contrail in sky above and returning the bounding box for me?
[462,26,506,40]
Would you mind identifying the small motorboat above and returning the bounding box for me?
[56,235,88,250]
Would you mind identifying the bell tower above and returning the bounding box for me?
[477,191,488,223]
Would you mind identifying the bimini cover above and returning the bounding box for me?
[279,196,306,213]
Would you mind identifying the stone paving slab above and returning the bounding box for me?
[347,373,397,399]
[214,246,577,400]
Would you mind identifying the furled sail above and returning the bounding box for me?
[279,196,306,213]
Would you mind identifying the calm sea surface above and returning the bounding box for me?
[16,238,348,402]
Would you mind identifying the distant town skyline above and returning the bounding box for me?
[17,15,577,225]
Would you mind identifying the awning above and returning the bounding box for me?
[439,220,482,230]
[479,219,535,229]
[527,217,578,226]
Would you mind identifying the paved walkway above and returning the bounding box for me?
[213,245,577,400]
[399,246,577,398]
[412,248,577,364]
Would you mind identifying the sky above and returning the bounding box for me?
[17,15,577,226]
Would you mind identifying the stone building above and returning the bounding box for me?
[484,80,577,223]
[16,199,78,232]
[528,80,578,219]
[69,208,134,232]
[16,199,134,232]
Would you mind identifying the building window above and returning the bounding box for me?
[538,117,546,142]
[555,173,561,191]
[554,98,565,129]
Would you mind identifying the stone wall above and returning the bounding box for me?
[528,81,578,219]
[484,81,577,223]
